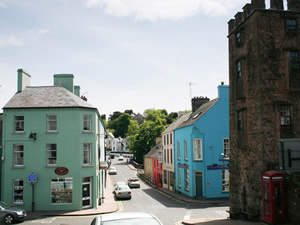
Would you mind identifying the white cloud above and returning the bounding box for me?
[85,0,244,20]
[0,28,48,48]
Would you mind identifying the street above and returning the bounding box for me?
[17,157,229,225]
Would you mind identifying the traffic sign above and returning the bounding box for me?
[28,174,37,183]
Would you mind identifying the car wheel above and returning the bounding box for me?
[4,214,14,224]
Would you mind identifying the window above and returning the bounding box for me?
[222,170,230,192]
[47,115,57,132]
[83,115,92,132]
[289,51,300,72]
[51,178,73,204]
[84,143,92,165]
[170,133,173,145]
[237,111,243,131]
[236,31,241,45]
[164,149,166,163]
[280,106,291,126]
[286,19,296,30]
[223,138,230,157]
[193,139,202,160]
[184,139,188,160]
[13,144,24,167]
[236,60,242,79]
[167,149,169,163]
[185,169,189,191]
[158,152,162,164]
[163,170,167,184]
[47,144,57,166]
[177,141,180,160]
[14,116,24,132]
[13,179,23,204]
[178,168,181,188]
[170,149,173,164]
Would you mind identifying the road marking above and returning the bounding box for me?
[117,200,124,212]
[175,220,183,225]
[31,218,56,223]
[137,191,142,196]
[183,210,191,220]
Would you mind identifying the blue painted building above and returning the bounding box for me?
[174,84,229,199]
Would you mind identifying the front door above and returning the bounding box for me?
[195,171,203,198]
[82,177,91,208]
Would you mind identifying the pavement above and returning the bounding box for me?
[26,164,274,225]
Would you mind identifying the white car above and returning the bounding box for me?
[127,177,140,188]
[114,181,126,189]
[114,184,131,199]
[118,156,124,161]
[108,166,117,175]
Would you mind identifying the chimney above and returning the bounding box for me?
[74,85,80,97]
[270,0,284,9]
[53,74,74,93]
[251,0,266,9]
[17,69,31,92]
[218,83,229,100]
[288,0,300,10]
[192,97,210,112]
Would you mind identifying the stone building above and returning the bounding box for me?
[228,0,300,223]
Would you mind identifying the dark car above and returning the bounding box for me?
[0,201,27,224]
[91,212,163,225]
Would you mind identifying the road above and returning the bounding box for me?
[18,157,229,225]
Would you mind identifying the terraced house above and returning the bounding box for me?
[1,69,106,211]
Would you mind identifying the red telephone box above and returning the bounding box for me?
[262,171,286,224]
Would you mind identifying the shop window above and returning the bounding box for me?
[193,138,202,161]
[47,115,57,132]
[13,179,23,204]
[280,105,291,126]
[14,116,24,133]
[185,169,189,191]
[178,168,181,188]
[84,143,92,165]
[13,144,24,167]
[47,144,57,166]
[83,115,92,132]
[222,170,230,192]
[51,178,73,204]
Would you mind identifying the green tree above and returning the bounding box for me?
[126,120,140,150]
[132,121,164,164]
[144,109,167,126]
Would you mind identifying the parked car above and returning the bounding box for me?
[127,177,140,188]
[90,212,163,225]
[108,166,117,175]
[118,155,124,161]
[0,201,27,224]
[114,184,131,199]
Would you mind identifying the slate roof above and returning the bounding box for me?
[144,142,162,158]
[162,112,192,134]
[176,98,219,129]
[3,86,96,109]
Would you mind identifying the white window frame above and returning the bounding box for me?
[13,179,24,204]
[47,144,57,166]
[177,141,180,160]
[13,144,24,167]
[193,138,202,161]
[83,115,92,132]
[222,170,230,192]
[14,116,24,133]
[84,143,92,165]
[223,138,230,157]
[184,139,188,161]
[280,105,291,126]
[47,115,57,132]
[51,178,73,204]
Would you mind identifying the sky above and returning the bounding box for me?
[0,0,269,118]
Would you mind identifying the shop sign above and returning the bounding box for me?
[207,164,229,170]
[55,167,69,175]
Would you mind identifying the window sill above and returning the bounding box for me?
[12,203,24,206]
[185,189,189,192]
[13,132,25,135]
[12,166,25,169]
[82,131,93,134]
[46,131,58,134]
[193,159,203,162]
[222,191,229,193]
[83,164,94,168]
[46,165,57,168]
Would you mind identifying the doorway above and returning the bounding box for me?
[82,177,91,208]
[195,171,203,198]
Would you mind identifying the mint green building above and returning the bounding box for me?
[1,69,106,211]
